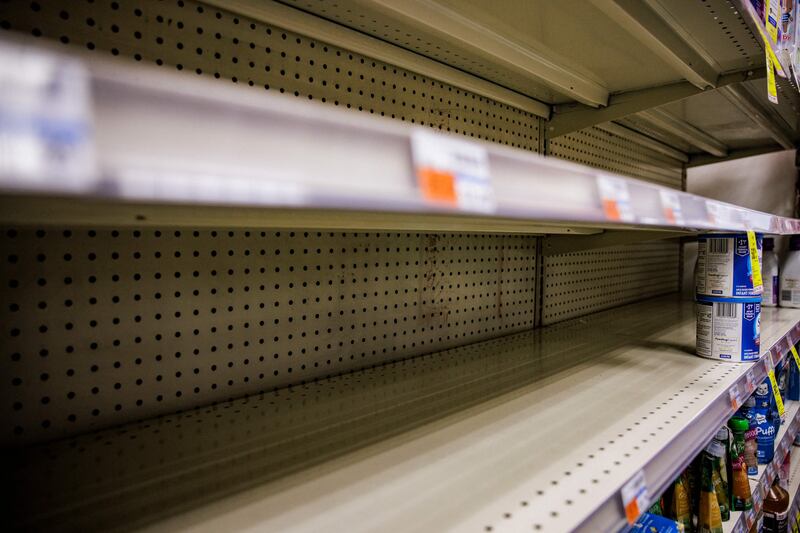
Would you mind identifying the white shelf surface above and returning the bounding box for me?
[723,401,800,533]
[2,38,800,235]
[8,297,800,533]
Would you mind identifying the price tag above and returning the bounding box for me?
[410,130,494,213]
[597,175,635,223]
[730,386,742,411]
[780,437,790,456]
[746,230,764,293]
[766,0,780,44]
[766,46,779,104]
[659,189,685,225]
[791,345,800,371]
[768,368,786,418]
[0,42,96,187]
[754,484,764,506]
[620,470,648,525]
[746,508,755,527]
[746,370,756,394]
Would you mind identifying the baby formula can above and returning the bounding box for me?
[696,296,761,362]
[696,233,762,298]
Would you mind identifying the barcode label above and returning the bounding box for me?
[708,239,729,254]
[715,302,737,318]
[782,290,793,301]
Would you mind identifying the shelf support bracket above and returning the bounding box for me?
[543,230,687,256]
[547,68,762,138]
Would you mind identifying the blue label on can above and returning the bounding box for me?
[731,235,762,297]
[741,301,761,361]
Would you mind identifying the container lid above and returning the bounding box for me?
[764,237,775,251]
[714,427,728,441]
[728,416,749,432]
[791,235,800,251]
[695,295,762,304]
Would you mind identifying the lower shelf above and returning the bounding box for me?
[9,296,800,532]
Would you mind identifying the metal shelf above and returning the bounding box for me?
[1,38,800,236]
[8,296,800,532]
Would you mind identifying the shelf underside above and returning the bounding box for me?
[9,297,800,532]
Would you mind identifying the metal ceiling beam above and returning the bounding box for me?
[200,0,551,118]
[547,68,762,138]
[344,0,609,107]
[638,109,728,156]
[718,85,795,149]
[687,144,785,167]
[590,0,718,89]
[595,122,689,162]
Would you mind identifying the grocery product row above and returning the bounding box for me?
[695,233,800,365]
[633,349,800,532]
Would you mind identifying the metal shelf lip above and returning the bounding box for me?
[10,298,800,532]
[1,39,800,235]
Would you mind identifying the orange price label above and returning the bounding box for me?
[411,130,494,213]
[621,470,648,525]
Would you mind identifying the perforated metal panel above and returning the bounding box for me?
[0,227,537,444]
[543,126,683,324]
[0,0,542,151]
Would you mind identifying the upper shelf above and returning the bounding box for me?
[9,296,800,532]
[1,38,799,236]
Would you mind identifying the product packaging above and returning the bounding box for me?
[696,297,761,362]
[728,417,754,511]
[696,233,763,299]
[632,512,685,533]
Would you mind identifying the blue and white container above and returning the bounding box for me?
[696,296,761,362]
[696,233,763,298]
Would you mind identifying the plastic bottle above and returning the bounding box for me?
[763,237,779,307]
[754,382,779,464]
[780,235,800,308]
[762,480,790,532]
[699,452,724,533]
[705,436,730,522]
[728,417,754,511]
[738,397,759,475]
[668,474,692,531]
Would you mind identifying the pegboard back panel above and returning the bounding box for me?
[0,0,542,151]
[542,242,680,324]
[547,126,684,189]
[543,126,683,324]
[1,227,537,445]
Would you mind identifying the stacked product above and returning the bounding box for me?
[696,233,763,363]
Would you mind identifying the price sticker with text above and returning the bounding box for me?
[746,230,764,294]
[659,189,685,225]
[746,370,756,394]
[411,130,494,213]
[621,470,649,525]
[729,386,742,411]
[768,368,785,419]
[766,0,780,44]
[597,175,636,223]
[792,345,800,370]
